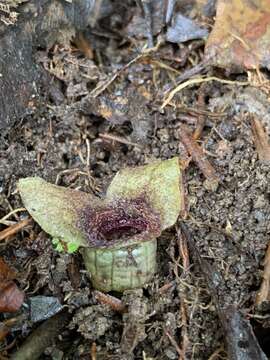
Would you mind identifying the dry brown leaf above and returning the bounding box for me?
[0,257,24,313]
[205,0,270,71]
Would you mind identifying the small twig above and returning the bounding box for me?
[147,59,181,74]
[177,106,225,119]
[177,226,190,273]
[73,31,93,59]
[193,85,206,140]
[165,330,184,359]
[165,0,175,24]
[94,291,127,313]
[179,300,188,360]
[99,133,142,148]
[141,0,153,48]
[177,226,190,360]
[0,218,32,242]
[83,137,95,192]
[0,208,26,225]
[90,39,164,98]
[161,76,249,110]
[250,116,270,162]
[55,168,81,185]
[162,62,207,93]
[10,312,70,360]
[158,282,175,294]
[179,169,188,219]
[208,346,226,360]
[90,342,97,360]
[178,124,219,191]
[90,53,145,98]
[256,240,270,307]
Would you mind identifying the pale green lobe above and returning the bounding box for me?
[106,157,182,231]
[18,177,102,249]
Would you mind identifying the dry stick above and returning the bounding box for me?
[73,32,94,59]
[179,168,189,219]
[193,84,206,140]
[90,53,145,98]
[10,312,70,360]
[141,0,153,48]
[90,342,97,360]
[165,330,184,359]
[178,226,190,272]
[164,228,187,359]
[0,208,26,225]
[0,218,32,241]
[178,124,219,191]
[99,133,142,148]
[90,39,165,98]
[94,291,127,313]
[177,226,190,360]
[165,0,175,24]
[158,282,175,294]
[161,76,249,110]
[162,61,208,93]
[250,117,270,162]
[256,241,270,307]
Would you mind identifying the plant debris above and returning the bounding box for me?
[10,312,70,360]
[256,241,270,309]
[178,123,219,191]
[205,0,270,71]
[166,13,208,44]
[250,116,270,163]
[0,257,24,313]
[29,296,63,322]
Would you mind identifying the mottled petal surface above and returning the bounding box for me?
[106,157,182,230]
[18,177,102,249]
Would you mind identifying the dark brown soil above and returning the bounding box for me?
[1,4,270,360]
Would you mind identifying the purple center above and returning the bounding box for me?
[79,198,161,247]
[98,214,148,240]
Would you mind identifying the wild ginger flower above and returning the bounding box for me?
[18,158,182,292]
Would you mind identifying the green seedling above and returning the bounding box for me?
[18,158,182,292]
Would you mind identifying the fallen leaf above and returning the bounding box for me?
[166,13,208,43]
[205,0,270,71]
[0,257,24,313]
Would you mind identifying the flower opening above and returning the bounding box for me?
[78,198,161,248]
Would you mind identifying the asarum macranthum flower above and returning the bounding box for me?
[18,157,183,292]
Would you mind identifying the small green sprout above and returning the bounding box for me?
[18,158,182,292]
